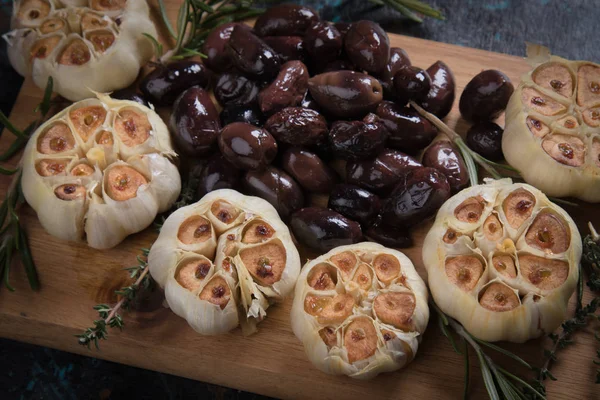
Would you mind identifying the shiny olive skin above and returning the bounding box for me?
[243,166,305,219]
[365,216,413,248]
[258,60,309,115]
[202,22,240,71]
[304,22,342,65]
[197,155,241,198]
[110,88,149,107]
[422,140,469,194]
[328,184,381,226]
[220,105,263,126]
[140,61,211,106]
[281,147,338,193]
[393,65,431,105]
[264,107,328,145]
[346,149,422,194]
[418,60,456,119]
[344,20,390,74]
[381,167,451,227]
[263,36,306,63]
[459,69,514,122]
[254,4,320,37]
[214,72,260,107]
[308,71,383,118]
[227,25,281,80]
[300,92,319,110]
[328,115,388,160]
[375,101,437,154]
[170,86,221,157]
[290,207,362,252]
[321,58,355,73]
[466,121,504,161]
[380,47,411,98]
[218,122,277,170]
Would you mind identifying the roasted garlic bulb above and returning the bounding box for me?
[291,242,429,379]
[148,189,301,336]
[423,179,581,343]
[504,45,600,202]
[4,0,155,101]
[22,93,180,249]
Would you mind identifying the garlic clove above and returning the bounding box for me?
[37,122,76,154]
[319,326,339,349]
[373,292,415,331]
[307,263,338,291]
[343,317,379,364]
[518,254,569,291]
[239,240,287,286]
[329,250,359,281]
[454,196,486,224]
[531,62,574,98]
[241,219,275,244]
[478,281,520,312]
[373,254,401,286]
[444,255,485,293]
[69,104,107,143]
[39,17,65,34]
[541,134,586,167]
[521,87,566,116]
[576,64,600,107]
[502,187,537,230]
[491,254,517,279]
[16,0,52,26]
[36,158,70,176]
[523,209,570,254]
[526,116,550,138]
[351,263,373,291]
[113,108,152,148]
[304,293,355,325]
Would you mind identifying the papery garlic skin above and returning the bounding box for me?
[291,242,428,379]
[423,178,581,343]
[21,93,180,249]
[4,0,155,101]
[148,189,301,336]
[503,44,600,202]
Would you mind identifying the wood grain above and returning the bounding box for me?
[1,2,599,399]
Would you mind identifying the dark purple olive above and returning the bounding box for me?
[264,107,328,145]
[365,216,413,248]
[254,4,320,37]
[218,122,277,170]
[281,147,338,193]
[381,167,451,227]
[197,155,241,197]
[214,72,260,107]
[308,71,383,118]
[321,59,355,73]
[380,47,411,98]
[220,105,263,126]
[290,207,362,252]
[263,36,306,62]
[422,140,469,194]
[258,60,309,115]
[170,86,220,156]
[418,60,456,119]
[300,92,319,110]
[375,101,437,154]
[243,166,304,219]
[227,25,281,80]
[344,20,390,74]
[110,88,149,107]
[346,149,422,194]
[459,70,514,122]
[334,22,350,36]
[466,122,504,161]
[328,184,381,226]
[202,22,240,71]
[304,22,342,65]
[140,61,211,106]
[393,65,431,105]
[328,115,388,160]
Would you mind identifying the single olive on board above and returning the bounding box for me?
[328,115,388,160]
[379,47,412,98]
[214,72,260,107]
[459,69,514,122]
[418,60,456,119]
[393,65,431,105]
[140,61,211,106]
[328,184,381,226]
[344,20,390,74]
[421,140,469,194]
[304,22,342,65]
[281,147,338,193]
[110,88,149,107]
[227,25,281,81]
[243,166,305,219]
[220,105,263,126]
[218,122,278,170]
[254,4,320,37]
[263,36,306,63]
[202,22,240,71]
[375,101,437,154]
[264,107,328,145]
[197,155,241,198]
[290,207,362,252]
[170,86,221,157]
[258,60,309,115]
[365,216,413,248]
[466,121,504,161]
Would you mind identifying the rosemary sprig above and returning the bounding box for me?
[369,0,444,23]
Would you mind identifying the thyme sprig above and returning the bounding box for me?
[369,0,444,23]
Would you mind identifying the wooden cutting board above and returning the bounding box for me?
[1,1,599,399]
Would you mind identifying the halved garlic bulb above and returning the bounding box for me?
[291,242,429,379]
[503,44,600,202]
[21,93,180,249]
[423,178,581,342]
[148,189,301,336]
[3,0,155,101]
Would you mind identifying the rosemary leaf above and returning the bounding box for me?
[0,111,27,139]
[497,367,546,400]
[3,240,15,292]
[143,33,164,58]
[472,337,533,370]
[18,227,40,291]
[158,0,176,38]
[34,76,54,117]
[476,349,501,400]
[0,166,18,175]
[0,135,28,162]
[438,312,461,354]
[385,0,423,23]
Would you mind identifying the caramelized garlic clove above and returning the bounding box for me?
[502,188,536,229]
[492,254,517,279]
[307,263,338,290]
[478,282,520,312]
[35,158,69,176]
[54,183,86,200]
[482,213,503,241]
[86,31,116,53]
[241,219,275,244]
[70,163,95,176]
[526,116,550,138]
[582,107,600,127]
[58,39,92,66]
[177,215,213,245]
[37,122,76,154]
[199,276,232,310]
[113,108,152,147]
[239,240,287,286]
[329,250,359,281]
[319,326,338,349]
[351,263,373,291]
[343,317,378,364]
[541,134,585,167]
[518,254,569,291]
[445,255,484,292]
[521,87,566,115]
[524,210,570,254]
[39,18,65,34]
[531,62,574,98]
[175,258,213,291]
[373,254,401,285]
[17,0,51,25]
[69,105,107,142]
[104,164,148,201]
[454,196,486,224]
[373,292,416,331]
[443,228,462,244]
[30,35,62,61]
[576,64,600,107]
[90,0,127,12]
[303,293,354,325]
[80,12,109,31]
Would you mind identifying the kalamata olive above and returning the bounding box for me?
[227,25,281,80]
[418,60,456,119]
[243,166,304,219]
[220,105,263,126]
[258,60,309,115]
[380,47,411,98]
[466,121,504,161]
[300,92,319,110]
[344,20,390,74]
[365,216,413,248]
[281,147,338,193]
[422,140,469,194]
[328,115,388,160]
[140,61,211,106]
[334,22,350,36]
[214,72,260,107]
[381,167,451,227]
[459,70,514,122]
[304,22,342,65]
[375,101,437,154]
[170,86,221,156]
[110,88,149,107]
[202,22,240,71]
[197,155,241,198]
[321,59,355,73]
[263,36,306,63]
[346,149,422,194]
[290,207,362,252]
[264,107,328,145]
[218,122,277,170]
[393,65,431,105]
[308,71,383,118]
[328,184,381,226]
[254,4,320,37]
